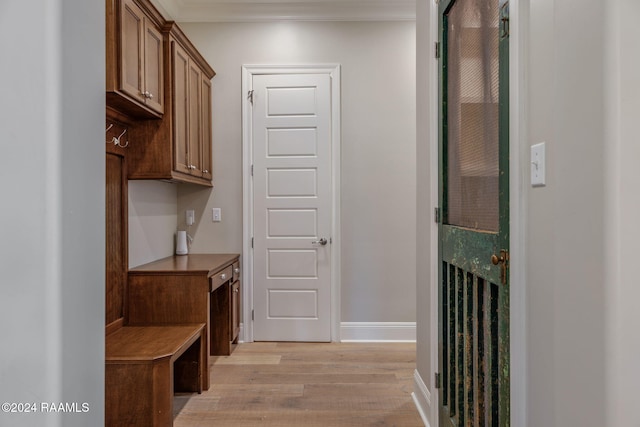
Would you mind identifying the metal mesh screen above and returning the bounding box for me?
[446,0,500,232]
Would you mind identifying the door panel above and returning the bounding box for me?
[253,73,332,342]
[201,77,213,180]
[268,209,317,237]
[120,0,143,100]
[188,62,202,174]
[105,151,127,325]
[143,22,164,114]
[438,0,509,425]
[172,42,190,174]
[267,168,317,197]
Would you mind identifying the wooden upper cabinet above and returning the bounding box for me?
[126,22,215,186]
[106,0,164,118]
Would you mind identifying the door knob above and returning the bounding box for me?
[312,238,328,246]
[491,250,509,285]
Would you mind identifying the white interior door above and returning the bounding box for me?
[252,73,333,342]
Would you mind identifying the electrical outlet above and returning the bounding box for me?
[186,210,195,226]
[212,208,221,222]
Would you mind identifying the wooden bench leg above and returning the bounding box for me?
[174,328,205,393]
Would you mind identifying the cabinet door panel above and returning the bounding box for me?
[120,0,144,101]
[231,281,240,342]
[144,23,164,114]
[201,77,212,181]
[173,43,190,174]
[188,62,202,175]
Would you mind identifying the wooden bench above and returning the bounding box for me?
[105,323,206,426]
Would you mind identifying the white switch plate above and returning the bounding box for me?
[186,210,195,226]
[212,208,221,222]
[531,142,546,187]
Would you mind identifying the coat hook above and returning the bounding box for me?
[106,123,114,133]
[107,127,129,148]
[116,129,129,148]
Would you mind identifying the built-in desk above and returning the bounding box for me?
[128,253,241,389]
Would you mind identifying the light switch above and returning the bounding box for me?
[531,142,546,187]
[186,210,195,226]
[212,208,222,222]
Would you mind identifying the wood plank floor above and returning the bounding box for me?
[174,342,424,427]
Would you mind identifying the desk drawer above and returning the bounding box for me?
[210,265,233,292]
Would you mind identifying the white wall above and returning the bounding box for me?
[128,181,178,268]
[414,0,434,422]
[527,0,607,425]
[0,0,104,425]
[605,0,640,425]
[178,21,417,323]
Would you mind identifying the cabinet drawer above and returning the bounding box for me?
[210,265,233,292]
[232,261,240,282]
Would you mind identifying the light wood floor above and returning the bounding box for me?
[174,342,424,427]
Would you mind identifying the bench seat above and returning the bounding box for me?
[105,324,206,426]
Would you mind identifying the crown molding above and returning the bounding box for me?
[150,0,416,22]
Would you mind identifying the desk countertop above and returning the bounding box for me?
[129,253,240,277]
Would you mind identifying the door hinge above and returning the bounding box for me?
[435,42,441,59]
[435,372,442,389]
[434,207,441,224]
[252,309,254,321]
[251,164,254,177]
[248,90,254,105]
[251,237,254,249]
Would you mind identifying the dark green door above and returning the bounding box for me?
[438,0,509,426]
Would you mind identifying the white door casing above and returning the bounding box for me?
[242,65,341,343]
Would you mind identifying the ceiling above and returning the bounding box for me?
[149,0,416,22]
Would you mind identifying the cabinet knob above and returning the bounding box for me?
[221,273,227,280]
[234,288,239,293]
[147,92,153,99]
[234,268,240,274]
[203,170,209,174]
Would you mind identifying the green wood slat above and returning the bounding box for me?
[442,262,449,407]
[456,268,465,424]
[475,277,486,427]
[449,264,457,415]
[464,272,474,426]
[490,282,500,426]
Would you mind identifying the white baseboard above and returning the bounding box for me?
[339,322,416,342]
[412,369,431,427]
